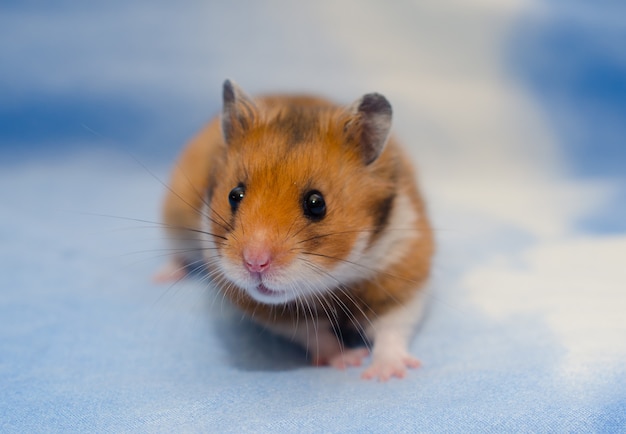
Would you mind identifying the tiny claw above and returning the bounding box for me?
[328,347,370,370]
[405,357,422,369]
[361,355,421,381]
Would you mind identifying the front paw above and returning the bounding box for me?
[361,352,421,381]
[153,259,188,283]
[326,347,370,370]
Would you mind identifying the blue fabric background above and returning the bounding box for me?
[2,1,625,432]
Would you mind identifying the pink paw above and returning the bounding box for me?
[361,354,421,381]
[153,260,187,283]
[327,348,370,370]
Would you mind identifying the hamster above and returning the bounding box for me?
[159,80,434,381]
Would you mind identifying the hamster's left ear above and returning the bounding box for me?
[344,93,392,165]
[221,79,258,143]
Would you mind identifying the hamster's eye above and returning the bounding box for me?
[228,184,245,210]
[303,190,326,220]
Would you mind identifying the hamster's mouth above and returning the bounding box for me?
[256,283,282,296]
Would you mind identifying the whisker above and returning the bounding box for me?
[300,289,318,362]
[129,153,234,235]
[150,257,208,306]
[284,217,300,241]
[172,161,235,234]
[118,246,220,258]
[300,279,344,355]
[295,226,425,245]
[300,260,375,349]
[83,211,230,241]
[300,251,421,288]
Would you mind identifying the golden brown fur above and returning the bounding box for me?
[161,81,434,379]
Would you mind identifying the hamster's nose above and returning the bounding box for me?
[243,247,272,273]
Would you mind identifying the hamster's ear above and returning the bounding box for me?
[344,93,392,165]
[221,79,257,143]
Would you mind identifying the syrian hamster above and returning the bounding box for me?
[160,80,434,380]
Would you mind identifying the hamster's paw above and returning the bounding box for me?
[327,347,370,370]
[153,260,188,283]
[361,352,421,381]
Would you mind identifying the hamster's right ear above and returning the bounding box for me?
[221,79,257,143]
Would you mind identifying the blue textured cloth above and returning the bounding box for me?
[2,2,625,432]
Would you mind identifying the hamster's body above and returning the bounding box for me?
[161,81,434,380]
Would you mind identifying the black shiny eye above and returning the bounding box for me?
[228,184,245,210]
[303,190,326,220]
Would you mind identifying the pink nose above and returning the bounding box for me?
[243,248,272,273]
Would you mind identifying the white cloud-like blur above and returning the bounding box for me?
[464,235,626,378]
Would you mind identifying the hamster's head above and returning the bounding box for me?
[206,80,397,305]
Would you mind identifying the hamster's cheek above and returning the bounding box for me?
[214,258,254,288]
